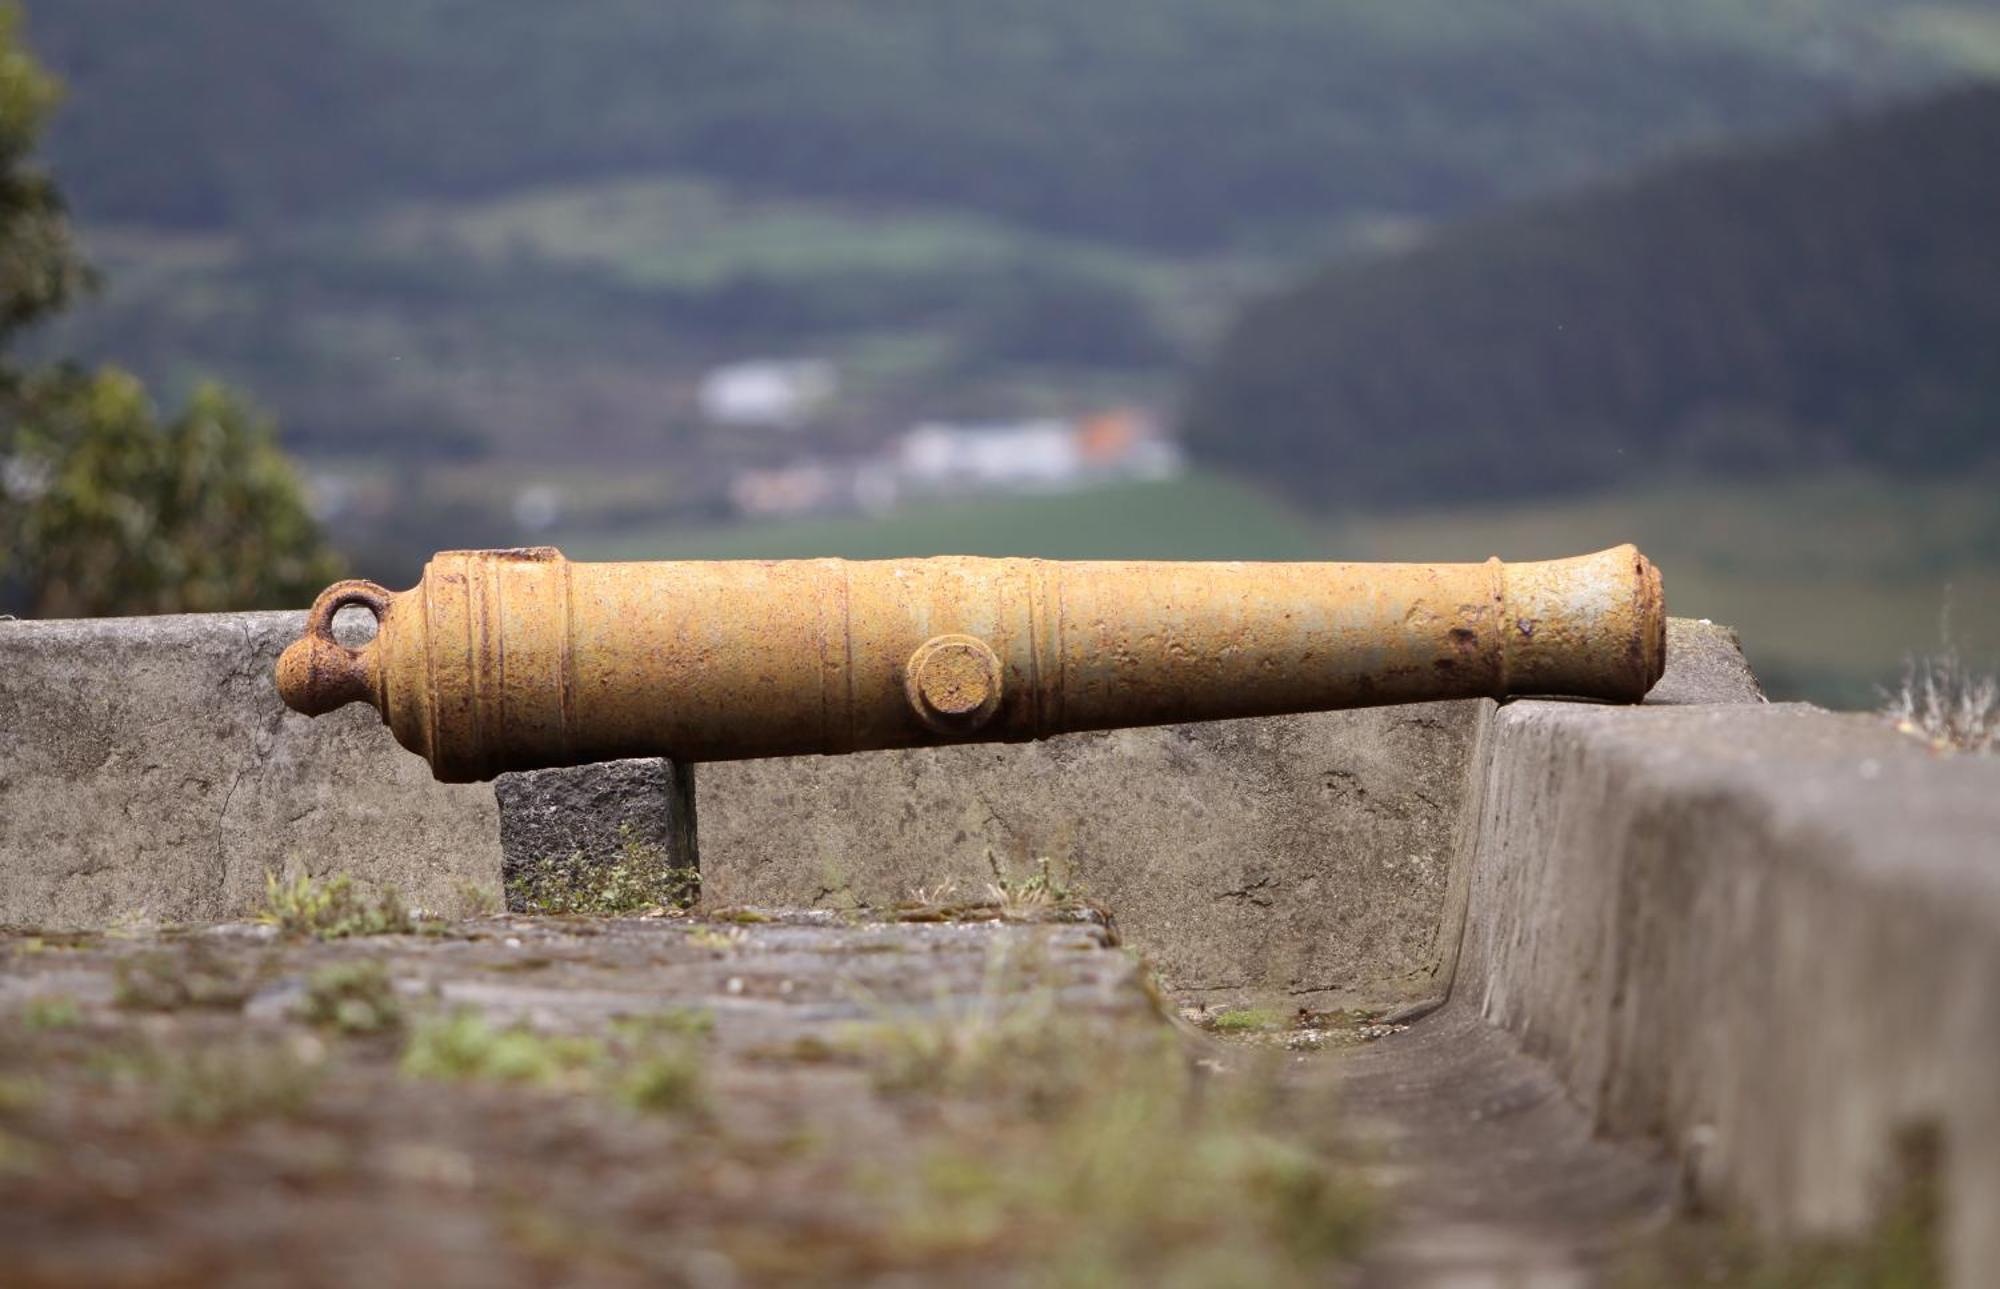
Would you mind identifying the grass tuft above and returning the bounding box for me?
[400,1006,712,1115]
[1884,647,1998,753]
[400,1010,604,1088]
[1208,1007,1292,1034]
[257,871,414,939]
[295,961,403,1035]
[510,826,699,916]
[842,945,1371,1285]
[19,996,81,1031]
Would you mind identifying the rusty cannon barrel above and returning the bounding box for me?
[276,545,1665,783]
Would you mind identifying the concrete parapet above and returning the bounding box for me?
[0,612,502,925]
[698,700,1488,1010]
[1,611,1762,1013]
[1455,699,2000,1284]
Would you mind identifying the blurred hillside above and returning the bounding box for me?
[19,1,2000,581]
[1184,84,2000,505]
[31,1,1996,247]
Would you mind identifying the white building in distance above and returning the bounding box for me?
[698,359,838,429]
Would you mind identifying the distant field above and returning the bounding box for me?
[563,475,1327,563]
[558,470,2000,708]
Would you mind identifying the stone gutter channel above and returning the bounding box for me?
[3,612,1995,1284]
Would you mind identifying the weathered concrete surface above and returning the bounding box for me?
[0,911,1345,1287]
[1,906,1712,1288]
[696,615,1759,1012]
[494,758,696,911]
[1646,617,1766,706]
[698,699,1488,1012]
[0,613,501,926]
[1339,1000,1677,1285]
[1455,700,2000,1286]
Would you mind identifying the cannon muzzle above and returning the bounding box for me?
[277,546,1664,783]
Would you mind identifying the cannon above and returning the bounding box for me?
[276,545,1665,783]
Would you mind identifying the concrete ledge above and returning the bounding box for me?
[0,610,1763,1010]
[0,613,502,925]
[698,700,1489,1011]
[1454,700,2000,1284]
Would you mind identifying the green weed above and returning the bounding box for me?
[510,826,698,916]
[19,996,81,1031]
[400,1006,711,1115]
[686,926,746,953]
[257,871,414,939]
[614,1046,706,1115]
[400,1010,604,1088]
[1208,1007,1292,1034]
[985,856,1083,921]
[608,1010,713,1116]
[848,957,1369,1285]
[454,880,504,918]
[294,961,403,1035]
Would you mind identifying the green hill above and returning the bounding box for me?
[1182,84,2000,506]
[20,1,2000,574]
[26,1,2000,250]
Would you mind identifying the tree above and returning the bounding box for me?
[0,5,341,616]
[0,4,87,350]
[3,367,343,615]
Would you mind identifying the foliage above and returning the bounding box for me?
[1,366,344,615]
[22,1,1991,579]
[1184,85,2000,507]
[256,872,414,941]
[0,12,339,616]
[570,474,1328,563]
[0,4,87,350]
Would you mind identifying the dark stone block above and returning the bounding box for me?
[494,758,697,913]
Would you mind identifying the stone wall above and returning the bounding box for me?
[0,613,502,925]
[1455,699,2000,1284]
[698,700,1488,1011]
